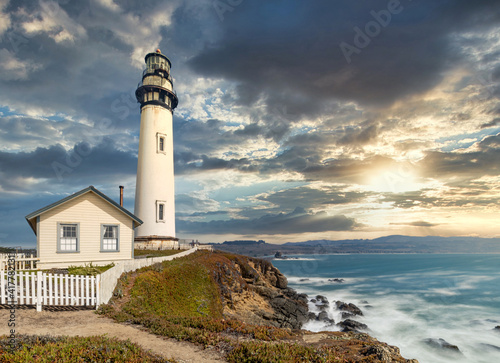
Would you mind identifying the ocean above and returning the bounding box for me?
[272,254,500,363]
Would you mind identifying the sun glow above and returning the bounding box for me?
[364,168,423,193]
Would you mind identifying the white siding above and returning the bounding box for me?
[38,192,134,269]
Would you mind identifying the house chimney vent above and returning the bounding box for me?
[119,186,124,207]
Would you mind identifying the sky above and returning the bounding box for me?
[0,0,499,248]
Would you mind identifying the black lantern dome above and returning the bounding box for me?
[135,49,178,110]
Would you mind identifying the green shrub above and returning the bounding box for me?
[68,262,115,276]
[0,335,175,362]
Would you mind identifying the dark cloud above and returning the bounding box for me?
[382,184,500,209]
[480,118,500,128]
[338,121,379,146]
[189,0,500,110]
[255,186,369,213]
[420,133,500,180]
[0,139,137,192]
[177,207,358,235]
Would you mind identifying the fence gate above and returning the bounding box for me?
[0,271,100,311]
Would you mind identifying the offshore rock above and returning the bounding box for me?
[423,338,461,353]
[338,319,368,333]
[336,301,363,316]
[314,295,330,311]
[328,278,345,283]
[341,312,355,320]
[317,311,335,325]
[480,343,500,352]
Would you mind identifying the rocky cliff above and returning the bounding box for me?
[211,253,309,329]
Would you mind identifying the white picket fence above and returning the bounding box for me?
[0,270,99,311]
[0,247,198,312]
[0,253,39,270]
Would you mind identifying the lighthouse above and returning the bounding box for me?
[134,49,178,247]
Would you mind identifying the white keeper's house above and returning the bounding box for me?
[25,186,142,269]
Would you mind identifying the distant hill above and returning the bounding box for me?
[212,235,500,257]
[222,240,266,245]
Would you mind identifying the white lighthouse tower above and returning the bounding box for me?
[134,49,179,247]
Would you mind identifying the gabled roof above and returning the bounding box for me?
[25,186,143,234]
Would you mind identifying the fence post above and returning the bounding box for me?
[36,270,42,312]
[95,274,100,309]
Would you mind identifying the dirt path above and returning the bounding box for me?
[0,307,226,363]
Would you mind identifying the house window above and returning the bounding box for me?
[157,133,167,154]
[101,225,119,252]
[156,201,166,222]
[58,223,79,252]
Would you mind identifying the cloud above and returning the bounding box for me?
[0,0,11,37]
[390,221,440,228]
[0,48,41,81]
[188,0,500,110]
[255,185,369,212]
[177,207,358,235]
[21,0,87,44]
[420,133,500,180]
[481,118,500,129]
[0,139,137,192]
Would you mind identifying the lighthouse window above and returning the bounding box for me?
[156,201,166,222]
[157,133,167,154]
[159,204,164,220]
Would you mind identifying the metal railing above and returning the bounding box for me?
[142,67,173,83]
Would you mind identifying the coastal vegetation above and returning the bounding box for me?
[0,335,173,362]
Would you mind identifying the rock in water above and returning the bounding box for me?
[337,319,368,333]
[423,338,461,354]
[480,343,500,352]
[335,301,363,316]
[328,278,345,283]
[494,325,500,332]
[314,295,329,311]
